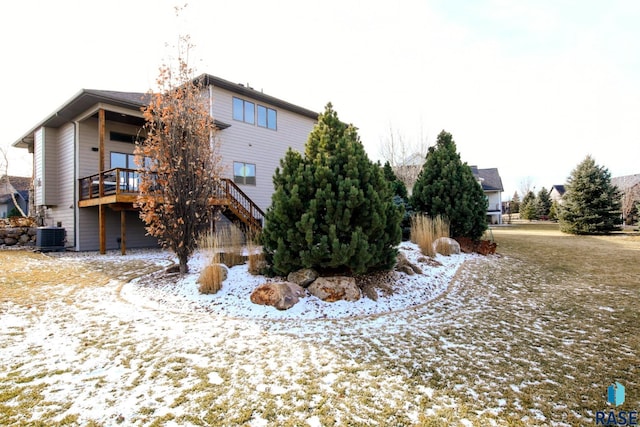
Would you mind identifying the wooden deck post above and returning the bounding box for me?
[98,109,105,196]
[120,210,126,255]
[99,204,106,254]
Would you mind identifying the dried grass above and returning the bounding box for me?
[245,231,265,275]
[217,225,245,268]
[198,264,225,294]
[410,214,450,257]
[197,231,224,294]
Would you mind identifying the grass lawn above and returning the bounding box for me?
[0,223,638,426]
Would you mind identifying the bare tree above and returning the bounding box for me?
[0,146,28,217]
[135,34,223,274]
[621,184,640,225]
[379,125,429,192]
[518,177,535,200]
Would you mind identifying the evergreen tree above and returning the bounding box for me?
[535,187,552,219]
[520,190,536,220]
[549,200,559,222]
[559,155,622,234]
[510,191,521,214]
[382,161,408,199]
[410,130,488,240]
[262,104,402,276]
[382,161,411,240]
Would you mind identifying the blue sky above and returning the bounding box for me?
[2,0,639,198]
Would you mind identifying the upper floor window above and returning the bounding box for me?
[233,161,256,185]
[233,97,255,124]
[233,97,277,130]
[257,105,277,130]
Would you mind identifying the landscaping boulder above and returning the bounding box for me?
[3,237,17,246]
[250,282,306,310]
[287,268,319,287]
[395,252,423,275]
[307,276,361,302]
[432,237,461,255]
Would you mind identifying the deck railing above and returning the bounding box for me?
[79,168,141,200]
[78,170,264,231]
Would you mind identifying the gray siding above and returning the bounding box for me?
[78,207,158,251]
[78,119,100,178]
[210,86,317,212]
[34,128,43,206]
[46,123,76,246]
[43,127,59,205]
[76,117,156,251]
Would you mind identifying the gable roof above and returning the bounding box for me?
[12,89,149,149]
[470,166,504,192]
[0,176,31,199]
[13,73,318,149]
[550,184,566,196]
[611,174,640,191]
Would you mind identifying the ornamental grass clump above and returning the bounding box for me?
[411,214,450,257]
[246,232,266,275]
[217,225,245,268]
[197,231,225,294]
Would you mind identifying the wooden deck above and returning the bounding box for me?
[78,168,264,254]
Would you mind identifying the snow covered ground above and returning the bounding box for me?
[0,236,632,426]
[121,242,472,320]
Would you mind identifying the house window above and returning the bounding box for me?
[110,131,143,144]
[232,97,255,124]
[110,152,136,169]
[234,162,256,185]
[257,105,277,130]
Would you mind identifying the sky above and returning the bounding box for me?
[2,0,639,199]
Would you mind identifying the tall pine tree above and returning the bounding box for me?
[520,190,536,220]
[410,130,488,240]
[262,104,402,276]
[559,155,621,234]
[382,161,408,199]
[535,187,552,219]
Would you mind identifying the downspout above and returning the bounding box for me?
[72,120,78,251]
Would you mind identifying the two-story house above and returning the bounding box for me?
[13,74,318,253]
[470,166,504,225]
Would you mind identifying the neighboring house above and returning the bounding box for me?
[0,175,30,218]
[470,166,504,225]
[549,185,566,205]
[13,74,318,253]
[612,174,640,225]
[393,152,425,195]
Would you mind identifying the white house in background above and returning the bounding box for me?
[470,166,504,225]
[13,74,318,253]
[549,185,566,204]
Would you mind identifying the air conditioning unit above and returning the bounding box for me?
[36,227,66,252]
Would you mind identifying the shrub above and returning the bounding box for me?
[246,232,266,275]
[217,225,245,268]
[559,155,622,234]
[197,231,224,294]
[198,264,225,294]
[411,214,449,257]
[262,104,402,276]
[410,130,487,240]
